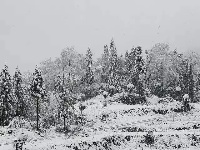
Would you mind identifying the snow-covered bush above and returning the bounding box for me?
[79,104,86,112]
[108,85,116,97]
[152,97,191,114]
[102,91,108,99]
[152,97,174,114]
[40,115,56,129]
[100,113,109,122]
[55,124,65,133]
[152,104,169,114]
[120,126,145,132]
[167,101,182,111]
[144,88,151,97]
[8,117,32,130]
[143,131,154,145]
[126,83,135,93]
[158,96,174,104]
[119,92,146,105]
[81,83,100,100]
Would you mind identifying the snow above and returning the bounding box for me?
[102,91,108,96]
[1,94,200,149]
[183,94,189,100]
[127,83,134,89]
[146,95,160,104]
[176,86,181,91]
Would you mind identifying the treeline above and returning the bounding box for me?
[0,39,200,131]
[40,40,200,102]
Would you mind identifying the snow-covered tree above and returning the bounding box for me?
[0,65,13,126]
[196,73,200,92]
[39,47,85,93]
[30,66,46,131]
[179,58,190,95]
[116,54,126,90]
[39,58,58,91]
[125,46,145,96]
[84,48,94,85]
[135,46,145,74]
[145,43,170,96]
[79,48,96,99]
[189,63,194,102]
[54,75,73,131]
[101,45,110,83]
[13,67,25,117]
[108,39,118,87]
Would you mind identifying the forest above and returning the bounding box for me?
[1,39,200,149]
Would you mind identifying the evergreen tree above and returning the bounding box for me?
[134,46,145,96]
[80,48,95,98]
[189,63,194,102]
[108,39,118,87]
[85,48,94,85]
[117,54,126,90]
[180,59,189,95]
[13,67,25,117]
[30,66,46,131]
[125,50,133,75]
[126,46,145,96]
[54,75,62,122]
[54,75,72,131]
[101,45,110,83]
[135,46,145,74]
[196,73,200,92]
[0,65,13,126]
[153,61,165,97]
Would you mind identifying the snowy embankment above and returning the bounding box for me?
[1,94,200,149]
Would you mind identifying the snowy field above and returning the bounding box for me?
[1,95,200,150]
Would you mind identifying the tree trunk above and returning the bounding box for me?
[64,116,66,131]
[19,115,21,128]
[189,64,194,102]
[1,99,4,127]
[80,110,82,125]
[0,108,3,126]
[36,98,39,131]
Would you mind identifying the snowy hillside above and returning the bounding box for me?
[1,94,200,150]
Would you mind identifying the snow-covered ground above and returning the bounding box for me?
[1,95,200,149]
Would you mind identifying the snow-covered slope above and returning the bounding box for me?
[1,95,200,149]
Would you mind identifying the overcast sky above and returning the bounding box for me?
[0,0,200,73]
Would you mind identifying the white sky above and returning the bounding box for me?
[0,0,200,73]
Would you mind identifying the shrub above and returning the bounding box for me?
[153,109,168,115]
[81,83,100,99]
[40,115,56,129]
[55,124,71,133]
[119,92,146,105]
[144,131,154,145]
[121,126,144,132]
[108,85,116,97]
[101,113,109,122]
[102,91,108,99]
[74,113,87,126]
[170,100,192,112]
[103,101,107,107]
[8,117,32,129]
[79,105,86,112]
[55,125,64,133]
